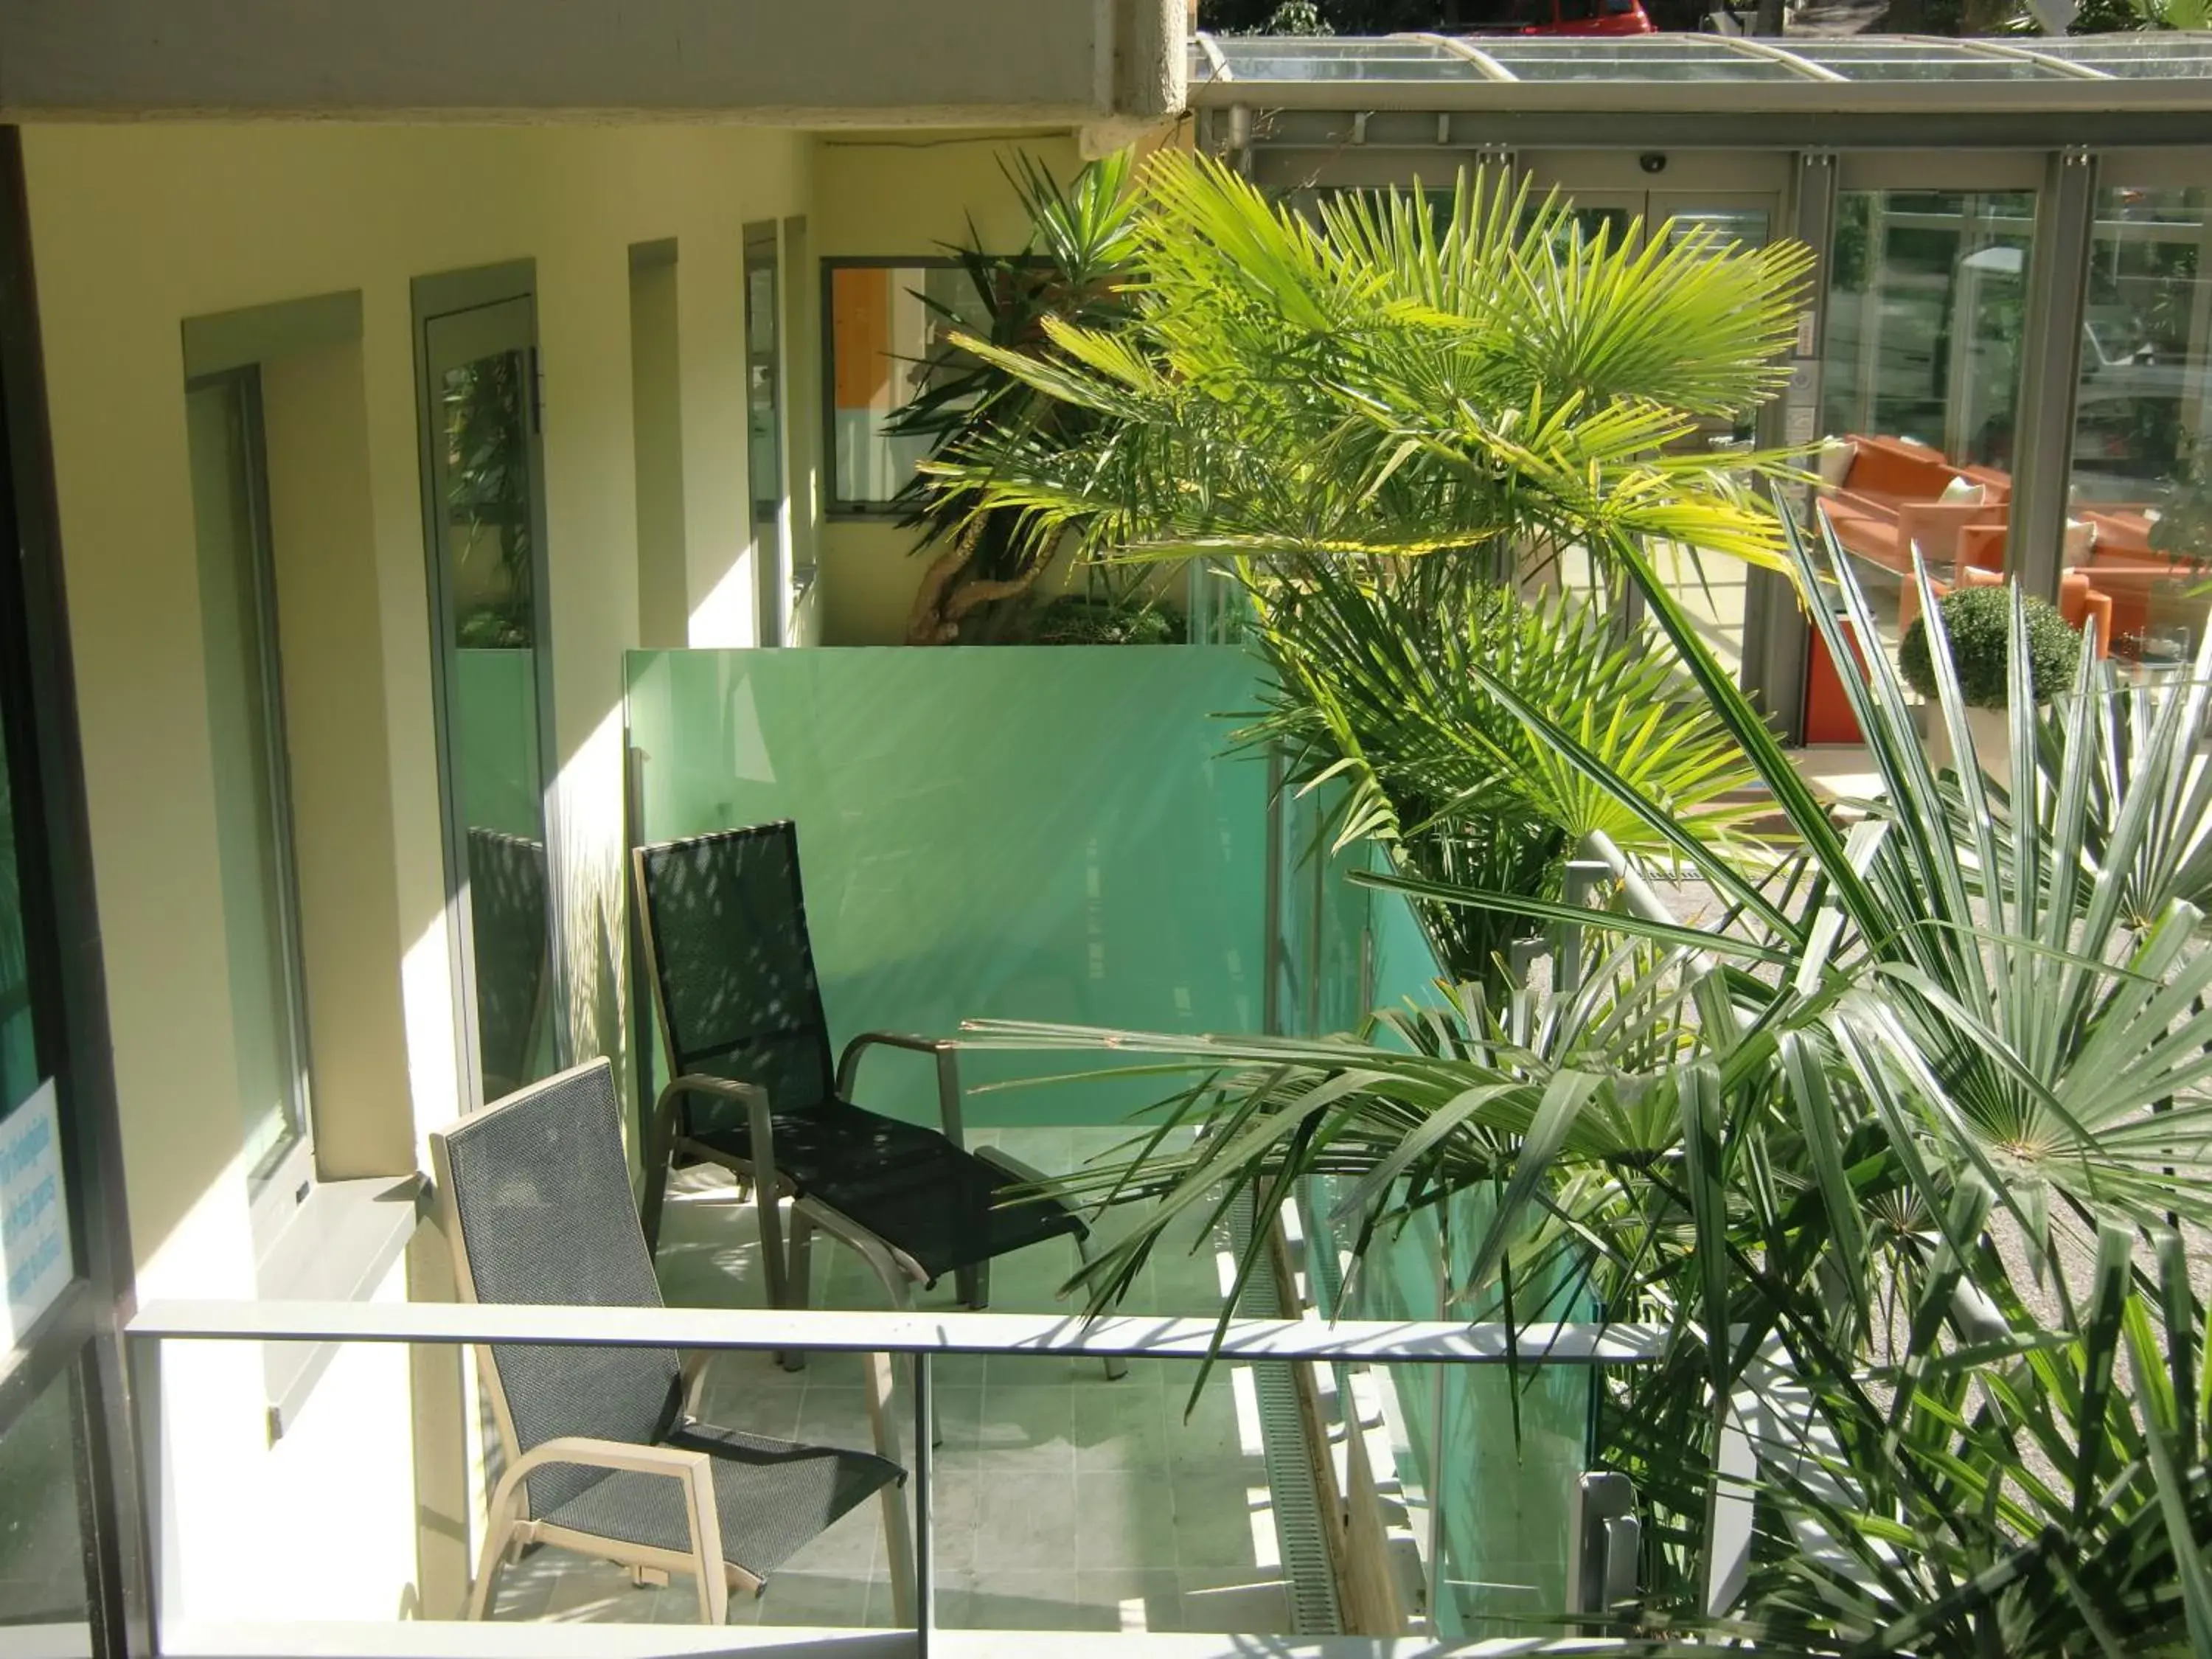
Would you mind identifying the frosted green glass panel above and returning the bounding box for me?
[1434,1185,1590,1638]
[1298,842,1589,1636]
[455,648,545,838]
[1365,845,1451,1034]
[1273,782,1373,1040]
[626,646,1267,1127]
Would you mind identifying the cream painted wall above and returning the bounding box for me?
[260,335,415,1180]
[21,119,810,1624]
[812,131,1082,645]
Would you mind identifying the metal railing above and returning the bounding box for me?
[125,1298,1729,1659]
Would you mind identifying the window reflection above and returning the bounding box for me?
[827,263,994,510]
[2067,184,2212,667]
[1809,190,2036,738]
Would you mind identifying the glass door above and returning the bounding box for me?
[745,223,788,647]
[0,126,147,1656]
[1816,183,2039,726]
[417,285,562,1108]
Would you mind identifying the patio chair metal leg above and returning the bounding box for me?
[862,1349,917,1627]
[465,1484,524,1619]
[956,1261,987,1311]
[1074,1226,1127,1381]
[849,1245,942,1447]
[779,1207,815,1373]
[639,1084,683,1254]
[753,1182,789,1312]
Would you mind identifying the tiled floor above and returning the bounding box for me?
[488,1127,1302,1634]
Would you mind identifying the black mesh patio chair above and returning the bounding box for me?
[633,821,1121,1377]
[430,1057,913,1624]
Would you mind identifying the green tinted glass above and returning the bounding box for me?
[627,646,1268,1126]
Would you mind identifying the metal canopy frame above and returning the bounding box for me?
[1190,29,2212,122]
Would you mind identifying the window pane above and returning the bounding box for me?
[187,377,312,1189]
[425,307,559,1103]
[2067,184,2212,667]
[1812,189,2036,728]
[0,1364,94,1641]
[0,682,33,1119]
[828,264,991,509]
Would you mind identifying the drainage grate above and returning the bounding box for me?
[1228,1188,1345,1638]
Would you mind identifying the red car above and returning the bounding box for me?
[1455,0,1656,34]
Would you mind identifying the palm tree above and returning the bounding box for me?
[933,153,2212,1651]
[923,150,1809,580]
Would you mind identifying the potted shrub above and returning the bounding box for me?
[1898,582,2081,779]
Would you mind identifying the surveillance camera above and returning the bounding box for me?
[1638,152,1667,175]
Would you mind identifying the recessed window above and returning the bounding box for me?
[824,260,992,513]
[185,368,317,1241]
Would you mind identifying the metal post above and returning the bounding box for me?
[1228,104,1255,178]
[2011,148,2098,605]
[1307,818,1326,1036]
[1263,745,1285,1037]
[624,742,653,1147]
[1704,1390,1757,1618]
[1744,150,1836,746]
[1557,859,1610,1000]
[912,1352,933,1655]
[1565,1470,1639,1632]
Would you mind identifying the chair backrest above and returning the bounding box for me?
[431,1058,681,1517]
[633,822,837,1130]
[465,827,549,1099]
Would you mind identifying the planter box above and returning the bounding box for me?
[1926,702,2013,783]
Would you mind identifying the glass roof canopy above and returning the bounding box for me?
[1190,31,2212,108]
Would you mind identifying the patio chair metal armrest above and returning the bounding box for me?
[835,1032,964,1150]
[512,1435,716,1486]
[502,1436,728,1622]
[662,1073,779,1199]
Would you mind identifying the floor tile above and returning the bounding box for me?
[1072,1568,1185,1632]
[920,1467,985,1573]
[969,1384,1074,1472]
[968,1471,1081,1571]
[1072,1470,1181,1571]
[751,1568,877,1628]
[774,1498,885,1573]
[1072,1379,1169,1471]
[938,1568,1091,1632]
[1171,1466,1273,1569]
[1176,1566,1294,1632]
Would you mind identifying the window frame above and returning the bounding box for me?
[182,365,320,1265]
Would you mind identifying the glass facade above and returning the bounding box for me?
[2067,182,2212,664]
[1809,189,2037,729]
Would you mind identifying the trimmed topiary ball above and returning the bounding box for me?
[1899,583,2081,710]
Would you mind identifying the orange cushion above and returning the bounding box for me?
[1843,436,1962,502]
